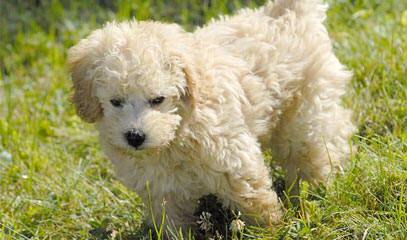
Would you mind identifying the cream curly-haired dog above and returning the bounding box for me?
[68,0,354,230]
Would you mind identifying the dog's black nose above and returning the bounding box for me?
[125,129,145,148]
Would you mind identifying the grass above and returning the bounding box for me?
[0,0,406,239]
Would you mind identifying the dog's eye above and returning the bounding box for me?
[149,96,165,106]
[110,98,123,107]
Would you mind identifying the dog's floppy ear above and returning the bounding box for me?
[67,38,103,123]
[182,65,199,106]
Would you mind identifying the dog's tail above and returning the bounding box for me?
[263,0,328,22]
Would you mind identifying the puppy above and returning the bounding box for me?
[68,0,355,231]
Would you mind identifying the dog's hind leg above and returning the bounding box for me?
[270,62,355,202]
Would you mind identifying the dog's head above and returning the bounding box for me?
[68,21,198,151]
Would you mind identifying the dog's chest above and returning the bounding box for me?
[132,153,213,198]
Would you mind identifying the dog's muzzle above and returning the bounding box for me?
[125,128,145,148]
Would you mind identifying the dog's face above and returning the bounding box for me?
[68,21,197,152]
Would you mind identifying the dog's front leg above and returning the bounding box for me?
[207,132,283,226]
[223,170,282,226]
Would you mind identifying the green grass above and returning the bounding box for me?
[0,0,406,239]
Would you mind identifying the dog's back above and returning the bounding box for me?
[196,0,355,183]
[195,0,334,137]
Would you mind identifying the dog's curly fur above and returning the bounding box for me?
[68,0,355,231]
